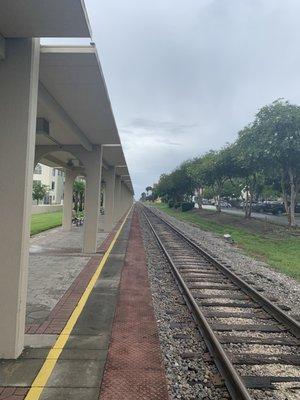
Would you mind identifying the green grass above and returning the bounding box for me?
[30,211,63,236]
[152,203,300,281]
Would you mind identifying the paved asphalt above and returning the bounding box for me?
[201,205,300,226]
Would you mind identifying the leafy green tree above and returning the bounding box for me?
[221,179,244,200]
[185,156,207,208]
[140,192,147,202]
[233,126,266,218]
[157,163,194,203]
[252,99,300,226]
[151,183,159,202]
[145,98,300,225]
[32,182,49,205]
[145,186,152,196]
[201,147,237,212]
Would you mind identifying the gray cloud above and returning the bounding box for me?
[84,1,300,195]
[127,118,198,134]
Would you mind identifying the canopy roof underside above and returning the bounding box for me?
[37,46,133,192]
[0,0,91,38]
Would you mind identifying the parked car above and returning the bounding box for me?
[219,201,232,208]
[202,198,211,205]
[253,202,285,215]
[268,202,285,215]
[252,202,265,213]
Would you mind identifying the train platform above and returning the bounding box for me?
[0,209,169,400]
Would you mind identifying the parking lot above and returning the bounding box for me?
[202,205,300,226]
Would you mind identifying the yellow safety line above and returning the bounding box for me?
[25,208,132,400]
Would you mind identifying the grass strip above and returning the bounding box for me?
[30,211,63,236]
[152,203,300,281]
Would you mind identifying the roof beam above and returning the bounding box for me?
[41,154,72,170]
[0,35,5,60]
[102,144,122,147]
[39,83,93,152]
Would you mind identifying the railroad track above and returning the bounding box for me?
[141,205,300,400]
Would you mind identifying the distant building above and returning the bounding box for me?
[33,163,64,204]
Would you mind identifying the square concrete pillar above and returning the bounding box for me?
[103,167,116,232]
[62,170,78,231]
[121,182,129,216]
[83,146,103,253]
[0,39,40,358]
[114,175,122,222]
[121,182,125,216]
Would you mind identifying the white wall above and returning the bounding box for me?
[33,163,64,204]
[31,204,63,214]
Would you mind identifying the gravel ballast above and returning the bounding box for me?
[147,206,300,318]
[139,210,230,400]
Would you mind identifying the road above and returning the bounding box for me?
[201,205,300,226]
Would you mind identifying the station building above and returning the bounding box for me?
[0,1,134,359]
[33,164,64,205]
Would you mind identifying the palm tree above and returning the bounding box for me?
[73,180,85,212]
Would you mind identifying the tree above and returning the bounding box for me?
[252,99,300,226]
[145,186,152,196]
[32,182,49,205]
[151,183,159,202]
[140,192,147,202]
[221,179,244,200]
[233,126,265,218]
[73,180,85,212]
[201,147,237,213]
[185,157,205,208]
[155,163,194,204]
[144,98,300,225]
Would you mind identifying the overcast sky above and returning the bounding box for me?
[48,0,300,197]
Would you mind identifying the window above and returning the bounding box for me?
[51,181,55,190]
[34,164,42,174]
[52,169,56,177]
[33,180,41,185]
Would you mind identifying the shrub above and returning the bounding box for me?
[161,195,168,203]
[168,199,175,208]
[181,202,195,212]
[174,202,181,209]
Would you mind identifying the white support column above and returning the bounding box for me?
[83,146,103,253]
[103,167,116,232]
[114,175,122,222]
[123,185,128,213]
[0,39,40,358]
[62,170,77,231]
[123,184,129,214]
[126,188,131,210]
[120,181,125,217]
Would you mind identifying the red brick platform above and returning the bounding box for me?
[0,387,28,400]
[99,210,169,400]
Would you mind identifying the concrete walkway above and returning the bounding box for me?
[27,224,108,329]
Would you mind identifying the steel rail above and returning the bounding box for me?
[143,205,300,339]
[142,209,252,400]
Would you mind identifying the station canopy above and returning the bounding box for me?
[0,0,133,193]
[37,45,133,192]
[0,0,91,38]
